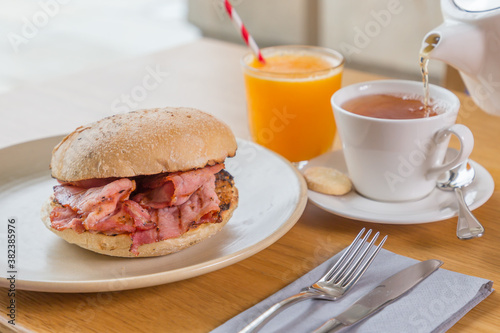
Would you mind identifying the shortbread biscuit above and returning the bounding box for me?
[304,166,352,195]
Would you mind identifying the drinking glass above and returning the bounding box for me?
[241,46,344,163]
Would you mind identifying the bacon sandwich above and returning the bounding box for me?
[41,107,238,257]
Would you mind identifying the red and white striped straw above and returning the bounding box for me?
[223,0,266,64]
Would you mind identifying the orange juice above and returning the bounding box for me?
[242,46,344,162]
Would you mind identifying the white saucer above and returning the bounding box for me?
[304,150,495,224]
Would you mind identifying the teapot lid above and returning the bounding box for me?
[454,0,500,12]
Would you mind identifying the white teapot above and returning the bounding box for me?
[423,0,500,116]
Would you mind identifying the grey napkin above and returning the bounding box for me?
[212,249,493,333]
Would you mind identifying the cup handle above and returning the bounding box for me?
[426,124,474,179]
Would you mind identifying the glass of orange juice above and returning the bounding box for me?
[241,45,344,163]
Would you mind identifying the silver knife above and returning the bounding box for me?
[313,259,443,333]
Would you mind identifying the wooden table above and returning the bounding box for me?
[1,38,499,332]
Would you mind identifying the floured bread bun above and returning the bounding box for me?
[41,172,238,257]
[51,107,237,182]
[43,108,239,257]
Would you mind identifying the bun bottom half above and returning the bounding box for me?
[41,176,238,258]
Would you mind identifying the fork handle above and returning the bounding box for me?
[238,291,316,333]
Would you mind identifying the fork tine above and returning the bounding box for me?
[342,234,388,291]
[317,228,367,283]
[329,229,374,283]
[327,229,373,283]
[336,231,380,285]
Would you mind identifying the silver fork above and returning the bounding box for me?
[238,228,387,333]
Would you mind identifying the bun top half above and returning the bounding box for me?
[51,107,237,182]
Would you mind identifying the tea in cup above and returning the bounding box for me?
[241,46,344,163]
[331,80,474,202]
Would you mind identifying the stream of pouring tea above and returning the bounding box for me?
[420,33,441,117]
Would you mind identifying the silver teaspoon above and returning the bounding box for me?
[437,162,484,239]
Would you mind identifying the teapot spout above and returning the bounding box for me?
[422,21,485,76]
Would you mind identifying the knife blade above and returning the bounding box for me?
[313,259,443,333]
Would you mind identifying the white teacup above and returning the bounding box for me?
[331,80,474,202]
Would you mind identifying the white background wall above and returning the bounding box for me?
[187,0,446,82]
[0,0,448,95]
[0,0,200,94]
[319,0,445,81]
[187,0,318,46]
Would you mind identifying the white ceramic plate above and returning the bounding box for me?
[304,149,494,224]
[0,136,307,293]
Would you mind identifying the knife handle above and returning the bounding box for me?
[238,291,316,333]
[312,318,345,333]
